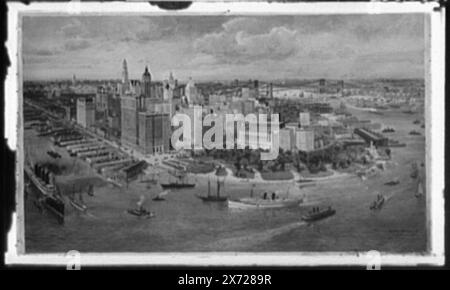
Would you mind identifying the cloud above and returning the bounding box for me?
[194,21,299,63]
[24,47,60,56]
[64,38,91,51]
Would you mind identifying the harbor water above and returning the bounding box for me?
[24,107,427,253]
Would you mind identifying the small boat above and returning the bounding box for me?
[388,140,407,147]
[47,150,61,159]
[409,130,421,136]
[384,178,400,186]
[69,185,88,212]
[69,198,87,212]
[197,179,228,202]
[413,119,421,125]
[301,207,336,222]
[382,127,395,133]
[107,177,123,188]
[370,194,385,210]
[152,190,169,201]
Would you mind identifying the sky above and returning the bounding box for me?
[22,14,425,81]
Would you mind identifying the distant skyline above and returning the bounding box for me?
[22,14,425,81]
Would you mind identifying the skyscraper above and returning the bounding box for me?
[142,66,152,99]
[122,59,129,92]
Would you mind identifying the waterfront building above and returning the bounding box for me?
[120,93,140,148]
[120,63,173,153]
[138,112,171,154]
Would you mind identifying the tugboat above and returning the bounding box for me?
[160,171,195,189]
[25,162,65,224]
[127,195,155,218]
[197,179,228,202]
[370,194,385,210]
[301,206,336,222]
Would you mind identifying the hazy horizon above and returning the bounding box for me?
[23,14,425,81]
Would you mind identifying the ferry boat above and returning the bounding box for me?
[227,185,302,209]
[25,163,65,224]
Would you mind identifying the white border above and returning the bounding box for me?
[5,2,445,267]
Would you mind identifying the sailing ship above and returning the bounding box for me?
[160,171,195,189]
[227,184,302,209]
[197,179,228,202]
[24,162,65,224]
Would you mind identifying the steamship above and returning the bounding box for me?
[25,163,65,224]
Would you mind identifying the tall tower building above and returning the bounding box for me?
[122,59,129,92]
[142,66,152,99]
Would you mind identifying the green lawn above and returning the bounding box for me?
[260,171,294,180]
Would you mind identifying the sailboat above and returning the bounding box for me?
[197,179,228,202]
[415,180,424,198]
[153,190,169,201]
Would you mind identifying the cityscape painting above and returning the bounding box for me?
[21,12,429,255]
